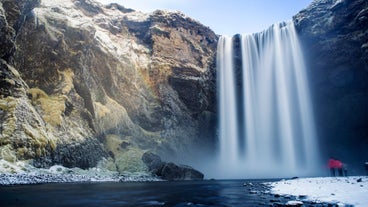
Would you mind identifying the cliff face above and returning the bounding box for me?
[294,0,368,169]
[0,0,217,173]
[2,0,367,175]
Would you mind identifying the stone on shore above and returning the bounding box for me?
[142,152,204,181]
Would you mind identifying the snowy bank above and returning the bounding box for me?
[0,160,162,185]
[266,176,368,207]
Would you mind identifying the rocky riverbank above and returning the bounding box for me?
[0,159,162,185]
[0,173,162,185]
[0,151,206,185]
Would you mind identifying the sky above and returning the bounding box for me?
[95,0,313,35]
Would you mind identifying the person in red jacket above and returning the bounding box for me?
[328,158,343,176]
[328,158,336,176]
[336,159,343,176]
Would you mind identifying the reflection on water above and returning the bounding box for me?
[0,180,274,207]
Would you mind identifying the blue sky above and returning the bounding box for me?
[96,0,313,35]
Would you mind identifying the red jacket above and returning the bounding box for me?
[328,159,343,169]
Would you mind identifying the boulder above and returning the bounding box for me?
[160,163,204,181]
[179,164,204,181]
[141,151,164,175]
[141,152,204,181]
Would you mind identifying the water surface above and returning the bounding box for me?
[0,180,274,207]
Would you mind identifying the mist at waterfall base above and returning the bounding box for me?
[206,22,322,179]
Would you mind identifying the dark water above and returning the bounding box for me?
[0,180,276,207]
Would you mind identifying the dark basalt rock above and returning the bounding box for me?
[142,152,204,181]
[294,0,368,172]
[160,163,204,181]
[0,60,27,98]
[0,0,40,60]
[33,138,107,169]
[141,151,163,175]
[0,12,15,60]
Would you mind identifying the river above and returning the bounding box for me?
[0,179,277,206]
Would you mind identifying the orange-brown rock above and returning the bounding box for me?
[1,0,218,172]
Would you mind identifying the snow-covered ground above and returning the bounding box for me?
[267,176,368,206]
[0,159,161,185]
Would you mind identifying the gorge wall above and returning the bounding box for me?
[294,0,368,172]
[0,0,367,175]
[0,0,217,173]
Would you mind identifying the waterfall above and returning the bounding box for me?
[216,22,320,179]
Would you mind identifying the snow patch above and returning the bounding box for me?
[124,11,149,22]
[267,176,368,207]
[286,200,303,206]
[35,0,152,72]
[0,159,161,185]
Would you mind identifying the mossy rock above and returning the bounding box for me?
[28,88,66,126]
[103,134,147,173]
[115,147,147,173]
[0,145,17,163]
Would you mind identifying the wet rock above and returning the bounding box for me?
[160,162,183,181]
[33,139,107,169]
[272,202,285,207]
[141,151,164,174]
[291,177,299,180]
[298,195,308,199]
[249,190,258,194]
[159,162,204,181]
[141,152,204,181]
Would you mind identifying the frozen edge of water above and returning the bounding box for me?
[0,160,162,185]
[0,173,163,185]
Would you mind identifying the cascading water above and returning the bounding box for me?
[216,22,320,179]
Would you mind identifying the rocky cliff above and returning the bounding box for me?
[0,0,217,174]
[294,0,368,170]
[1,0,367,176]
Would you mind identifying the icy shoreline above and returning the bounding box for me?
[0,160,162,185]
[0,173,162,185]
[266,176,368,207]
